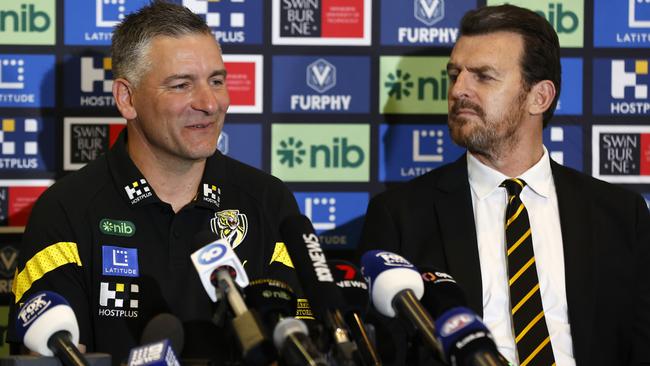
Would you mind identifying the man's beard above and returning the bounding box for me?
[447,94,526,160]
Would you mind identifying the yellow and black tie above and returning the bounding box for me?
[501,178,555,366]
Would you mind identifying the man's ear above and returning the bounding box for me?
[527,80,556,117]
[113,78,137,120]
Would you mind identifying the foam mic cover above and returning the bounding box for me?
[140,313,184,357]
[360,250,424,318]
[328,260,369,316]
[243,279,297,327]
[418,266,468,318]
[15,291,81,357]
[127,339,180,366]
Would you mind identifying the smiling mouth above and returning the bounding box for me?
[187,122,214,129]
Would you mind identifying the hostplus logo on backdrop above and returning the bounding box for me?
[0,55,55,108]
[594,0,650,47]
[379,124,465,181]
[64,0,150,45]
[64,55,114,108]
[183,0,262,44]
[594,59,650,115]
[381,0,475,46]
[0,1,55,45]
[592,125,650,183]
[273,56,370,113]
[0,118,54,172]
[380,56,449,114]
[294,192,368,249]
[272,124,369,182]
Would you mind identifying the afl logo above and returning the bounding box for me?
[441,312,474,337]
[198,243,227,265]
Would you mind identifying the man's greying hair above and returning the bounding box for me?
[111,0,213,86]
[459,4,561,127]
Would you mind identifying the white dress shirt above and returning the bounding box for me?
[467,147,576,366]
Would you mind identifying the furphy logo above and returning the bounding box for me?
[592,125,650,183]
[594,0,650,47]
[0,55,54,108]
[543,126,583,172]
[223,55,262,113]
[63,117,126,171]
[98,282,139,318]
[380,56,449,114]
[272,0,371,45]
[380,0,474,46]
[102,246,139,277]
[64,54,114,108]
[272,56,370,113]
[64,0,149,45]
[593,59,650,115]
[218,124,262,168]
[0,180,53,228]
[295,192,368,249]
[487,0,584,47]
[183,0,262,44]
[0,1,55,45]
[555,58,583,115]
[0,118,55,172]
[379,124,465,182]
[272,124,369,182]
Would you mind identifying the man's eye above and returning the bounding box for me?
[210,78,225,86]
[477,74,493,81]
[171,83,189,90]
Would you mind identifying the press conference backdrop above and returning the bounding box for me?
[1,0,650,355]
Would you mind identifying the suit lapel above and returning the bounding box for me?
[552,162,595,364]
[434,156,484,315]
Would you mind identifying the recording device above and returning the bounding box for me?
[125,313,184,366]
[126,339,179,366]
[15,291,89,366]
[360,250,443,358]
[191,234,275,365]
[328,260,382,366]
[244,279,327,366]
[419,267,509,366]
[280,214,358,365]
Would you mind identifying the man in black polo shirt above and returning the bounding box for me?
[8,2,299,363]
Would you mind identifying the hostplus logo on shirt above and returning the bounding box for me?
[0,118,55,172]
[98,282,139,318]
[64,55,114,107]
[0,55,55,108]
[124,179,152,205]
[594,59,650,115]
[201,183,221,207]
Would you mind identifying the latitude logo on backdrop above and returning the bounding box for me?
[0,1,55,45]
[64,0,150,45]
[594,0,650,47]
[0,55,55,108]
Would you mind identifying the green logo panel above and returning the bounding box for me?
[486,0,584,47]
[380,56,450,114]
[272,124,370,182]
[0,1,56,45]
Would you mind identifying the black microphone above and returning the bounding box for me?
[280,214,358,366]
[15,291,89,366]
[419,267,509,366]
[244,278,327,366]
[329,260,382,366]
[140,313,185,358]
[190,234,276,365]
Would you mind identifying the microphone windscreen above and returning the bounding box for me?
[244,279,297,321]
[418,266,468,318]
[140,313,184,356]
[328,260,369,316]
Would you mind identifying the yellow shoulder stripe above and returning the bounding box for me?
[12,242,82,303]
[269,242,294,268]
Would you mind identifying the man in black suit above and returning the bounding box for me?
[359,5,650,366]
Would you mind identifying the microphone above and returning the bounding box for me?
[280,214,357,366]
[127,339,179,366]
[139,313,184,358]
[360,250,443,358]
[244,278,328,366]
[190,235,275,365]
[329,260,382,366]
[418,266,468,318]
[15,291,89,366]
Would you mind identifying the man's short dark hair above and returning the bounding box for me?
[111,0,214,86]
[459,4,561,127]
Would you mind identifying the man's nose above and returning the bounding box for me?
[192,83,219,114]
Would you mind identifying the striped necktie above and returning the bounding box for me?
[501,178,555,366]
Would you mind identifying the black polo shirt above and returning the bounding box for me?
[8,130,300,364]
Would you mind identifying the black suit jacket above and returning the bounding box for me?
[358,155,650,366]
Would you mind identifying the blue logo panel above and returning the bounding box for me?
[379,124,465,182]
[0,55,55,108]
[643,193,650,210]
[294,192,369,250]
[218,124,262,169]
[593,58,650,115]
[64,53,115,108]
[272,56,370,113]
[182,0,262,44]
[0,117,56,173]
[380,0,476,46]
[594,0,650,48]
[543,125,583,172]
[555,58,582,115]
[102,245,139,277]
[64,0,151,45]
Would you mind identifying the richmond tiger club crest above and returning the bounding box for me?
[210,209,248,249]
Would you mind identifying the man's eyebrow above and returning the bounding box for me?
[210,69,227,78]
[446,63,499,75]
[161,69,227,84]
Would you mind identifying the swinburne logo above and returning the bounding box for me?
[592,125,650,183]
